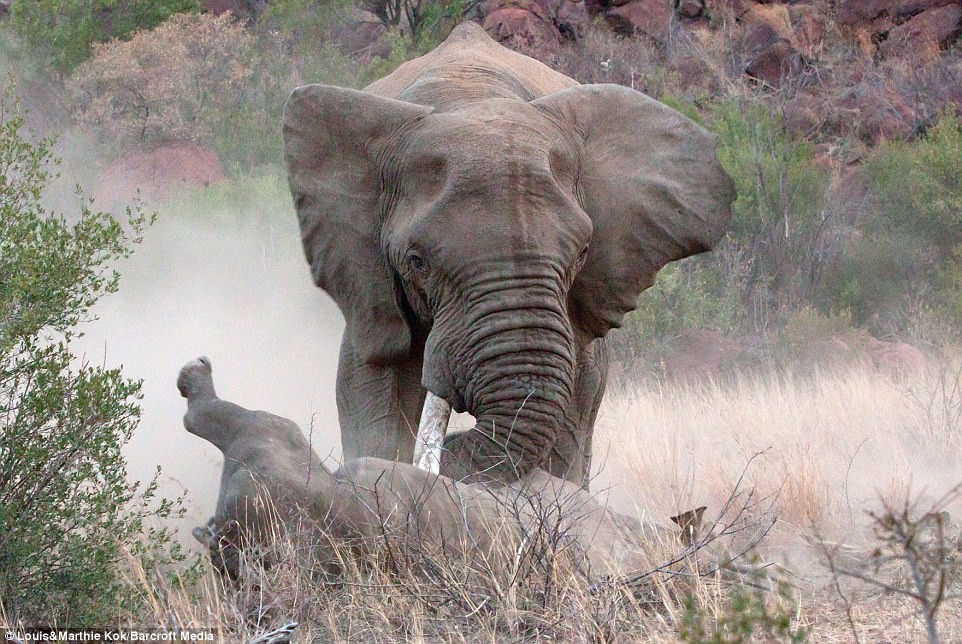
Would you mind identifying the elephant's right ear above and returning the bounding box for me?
[283,85,433,364]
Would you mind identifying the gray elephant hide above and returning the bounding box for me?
[178,357,671,582]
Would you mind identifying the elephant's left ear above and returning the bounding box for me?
[533,85,735,339]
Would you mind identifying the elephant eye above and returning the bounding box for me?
[407,250,428,274]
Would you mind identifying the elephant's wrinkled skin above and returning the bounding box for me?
[178,357,327,576]
[180,358,662,580]
[284,22,735,487]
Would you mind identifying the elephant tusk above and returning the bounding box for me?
[413,391,451,474]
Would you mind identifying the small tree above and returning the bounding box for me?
[0,87,174,626]
[67,12,256,151]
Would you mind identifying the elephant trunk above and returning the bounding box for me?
[434,273,576,484]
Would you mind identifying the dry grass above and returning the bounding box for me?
[8,361,961,641]
[594,360,962,641]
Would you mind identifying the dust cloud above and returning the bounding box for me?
[73,181,345,539]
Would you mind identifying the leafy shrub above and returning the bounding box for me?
[625,255,745,346]
[8,0,199,75]
[712,98,832,328]
[866,111,962,261]
[66,12,256,153]
[0,88,180,625]
[828,231,931,334]
[680,583,806,643]
[833,111,962,334]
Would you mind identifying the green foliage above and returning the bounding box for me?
[867,111,962,260]
[837,111,962,333]
[8,0,200,75]
[359,0,462,43]
[939,244,962,326]
[829,232,930,332]
[625,256,744,346]
[359,0,463,81]
[362,28,442,81]
[711,99,830,322]
[0,88,180,625]
[680,584,806,643]
[259,0,363,89]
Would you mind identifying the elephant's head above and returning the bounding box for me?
[283,82,734,483]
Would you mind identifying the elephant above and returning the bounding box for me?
[282,21,735,488]
[178,357,671,581]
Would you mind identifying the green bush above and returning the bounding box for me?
[837,110,962,334]
[625,255,744,347]
[828,231,930,333]
[8,0,199,75]
[680,584,806,643]
[0,88,180,625]
[867,111,962,261]
[711,98,831,325]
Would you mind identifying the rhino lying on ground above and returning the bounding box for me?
[178,357,681,582]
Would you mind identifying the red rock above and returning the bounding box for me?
[707,0,749,19]
[661,329,742,383]
[94,142,225,208]
[533,0,589,38]
[338,19,390,62]
[672,55,718,92]
[782,91,823,137]
[866,337,928,380]
[743,21,781,56]
[606,0,673,45]
[745,39,803,87]
[676,0,704,20]
[483,5,564,49]
[837,0,957,27]
[882,5,962,57]
[844,84,918,144]
[583,0,607,14]
[790,6,827,55]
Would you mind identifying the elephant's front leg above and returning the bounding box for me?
[545,337,608,489]
[336,336,427,462]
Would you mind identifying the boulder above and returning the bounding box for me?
[738,4,804,87]
[661,329,743,383]
[671,55,720,94]
[94,142,225,208]
[533,0,589,38]
[482,0,564,49]
[837,0,958,28]
[743,21,782,57]
[781,90,827,138]
[842,84,918,144]
[866,337,928,380]
[337,17,391,63]
[675,0,704,20]
[881,5,962,59]
[789,5,827,56]
[745,38,804,87]
[606,0,674,46]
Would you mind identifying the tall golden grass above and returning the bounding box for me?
[594,360,962,641]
